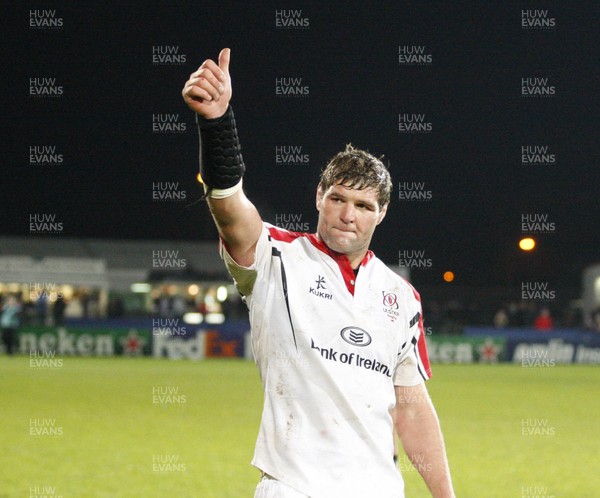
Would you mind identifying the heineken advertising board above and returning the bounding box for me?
[13,324,600,364]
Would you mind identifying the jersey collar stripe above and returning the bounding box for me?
[304,235,374,296]
[267,225,374,296]
[267,225,307,243]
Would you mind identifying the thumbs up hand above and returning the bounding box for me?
[182,48,232,119]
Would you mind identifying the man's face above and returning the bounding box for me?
[316,182,388,266]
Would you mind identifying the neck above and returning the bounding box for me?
[315,232,367,269]
[348,252,367,270]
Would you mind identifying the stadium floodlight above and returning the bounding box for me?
[217,285,228,302]
[519,237,536,251]
[131,283,151,293]
[443,271,455,282]
[205,313,225,324]
[183,312,204,324]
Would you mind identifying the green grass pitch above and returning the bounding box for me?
[1,357,599,497]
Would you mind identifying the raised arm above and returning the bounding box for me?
[182,48,263,267]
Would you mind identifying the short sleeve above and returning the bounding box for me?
[393,306,432,386]
[219,224,272,297]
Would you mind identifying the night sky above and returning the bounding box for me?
[4,2,600,291]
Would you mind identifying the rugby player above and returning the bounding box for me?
[182,48,455,498]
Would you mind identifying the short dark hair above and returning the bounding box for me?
[318,144,392,207]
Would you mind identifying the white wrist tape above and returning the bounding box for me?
[205,179,243,199]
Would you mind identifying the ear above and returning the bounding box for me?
[316,185,324,211]
[376,203,388,225]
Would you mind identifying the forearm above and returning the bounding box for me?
[395,389,454,497]
[196,105,244,192]
[194,101,263,265]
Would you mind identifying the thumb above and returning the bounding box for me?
[218,48,231,77]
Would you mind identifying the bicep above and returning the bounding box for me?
[207,189,263,267]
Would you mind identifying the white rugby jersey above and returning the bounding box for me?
[221,223,431,498]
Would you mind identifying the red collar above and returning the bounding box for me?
[306,232,374,295]
[267,226,374,295]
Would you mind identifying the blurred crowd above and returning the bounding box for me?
[422,298,600,334]
[2,291,600,349]
[493,303,556,330]
[150,288,247,320]
[1,290,102,326]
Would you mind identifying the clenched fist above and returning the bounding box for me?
[182,48,232,120]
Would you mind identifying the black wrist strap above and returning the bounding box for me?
[196,106,245,193]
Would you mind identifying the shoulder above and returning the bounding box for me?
[264,223,325,257]
[264,222,312,243]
